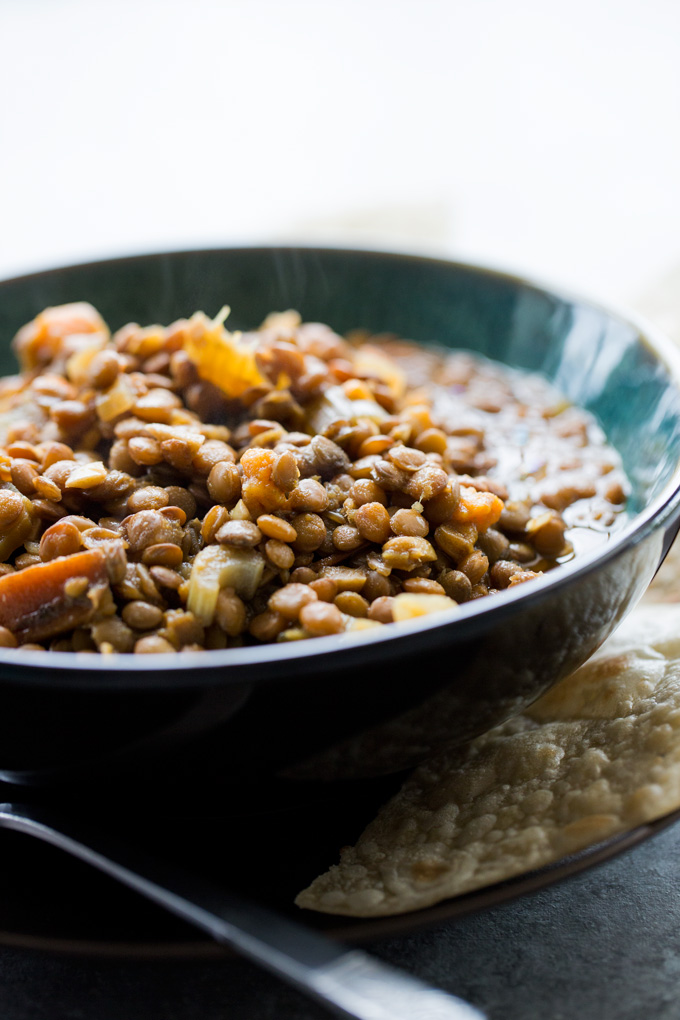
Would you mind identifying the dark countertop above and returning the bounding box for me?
[1,815,679,1020]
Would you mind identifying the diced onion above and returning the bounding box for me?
[96,374,136,422]
[187,545,264,625]
[306,386,387,434]
[391,593,457,622]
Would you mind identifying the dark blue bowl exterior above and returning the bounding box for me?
[0,248,679,788]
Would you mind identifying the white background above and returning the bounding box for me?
[2,0,680,314]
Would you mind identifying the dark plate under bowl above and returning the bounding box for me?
[1,247,679,791]
[1,780,679,955]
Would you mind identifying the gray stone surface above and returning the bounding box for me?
[2,819,679,1020]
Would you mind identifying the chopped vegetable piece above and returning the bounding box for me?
[183,307,266,398]
[306,386,387,435]
[96,373,136,422]
[450,487,504,531]
[0,548,109,642]
[391,592,457,621]
[13,302,109,371]
[187,545,265,625]
[66,336,109,384]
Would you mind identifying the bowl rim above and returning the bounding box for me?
[1,244,680,684]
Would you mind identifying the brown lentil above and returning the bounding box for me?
[160,505,187,526]
[268,582,318,621]
[33,476,63,501]
[382,535,437,571]
[402,577,447,595]
[201,504,230,543]
[334,590,369,617]
[122,601,165,630]
[299,600,345,635]
[50,400,94,433]
[265,539,296,569]
[11,459,38,495]
[134,635,176,654]
[216,520,262,547]
[39,520,82,561]
[476,527,510,563]
[160,488,191,518]
[291,513,326,552]
[308,577,338,602]
[362,569,392,601]
[192,440,235,475]
[390,508,429,537]
[459,549,490,585]
[127,486,170,512]
[489,560,523,588]
[414,428,448,454]
[526,512,567,557]
[270,449,300,493]
[367,595,395,624]
[128,437,164,467]
[125,510,182,551]
[348,478,387,506]
[439,568,473,601]
[0,626,17,648]
[434,523,477,562]
[332,525,364,552]
[207,461,241,505]
[249,609,287,642]
[354,502,391,544]
[388,445,427,471]
[87,350,120,389]
[257,514,297,542]
[149,565,183,590]
[215,588,247,636]
[40,442,75,469]
[286,477,329,513]
[289,566,317,584]
[141,543,185,568]
[0,490,25,527]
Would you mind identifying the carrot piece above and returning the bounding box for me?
[450,487,504,532]
[0,548,108,643]
[13,302,108,371]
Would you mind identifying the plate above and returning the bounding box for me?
[2,774,679,958]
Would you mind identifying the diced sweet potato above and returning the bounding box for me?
[13,302,108,371]
[0,548,109,642]
[450,487,504,531]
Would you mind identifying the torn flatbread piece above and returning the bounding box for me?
[296,603,680,917]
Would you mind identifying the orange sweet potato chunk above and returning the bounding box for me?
[450,488,504,532]
[0,548,108,643]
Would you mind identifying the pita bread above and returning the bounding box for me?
[296,602,680,916]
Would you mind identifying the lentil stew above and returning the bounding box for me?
[0,302,628,654]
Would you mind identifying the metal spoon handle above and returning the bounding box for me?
[0,803,483,1020]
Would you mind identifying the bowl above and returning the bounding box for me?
[1,247,679,791]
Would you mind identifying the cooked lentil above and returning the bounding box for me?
[0,302,628,652]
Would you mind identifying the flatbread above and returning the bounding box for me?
[296,602,680,916]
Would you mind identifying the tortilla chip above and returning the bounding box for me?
[296,603,680,916]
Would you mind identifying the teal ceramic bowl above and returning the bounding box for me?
[1,247,680,788]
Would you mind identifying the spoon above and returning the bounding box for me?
[0,802,484,1020]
